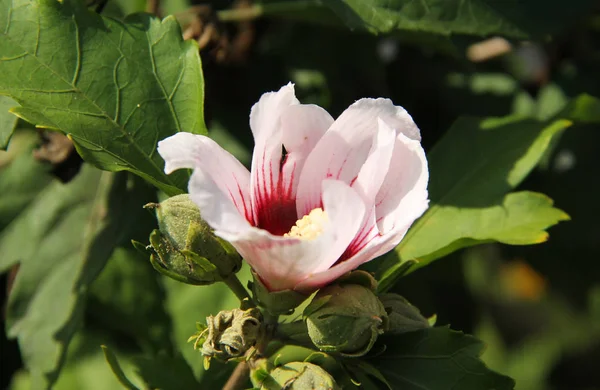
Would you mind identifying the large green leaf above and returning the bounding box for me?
[377,94,600,292]
[376,116,569,291]
[0,130,53,228]
[0,95,18,148]
[323,0,595,38]
[0,0,206,195]
[132,353,201,390]
[88,247,172,354]
[102,345,200,390]
[11,332,144,390]
[364,327,515,390]
[0,166,154,389]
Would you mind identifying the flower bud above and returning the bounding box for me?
[304,284,388,357]
[198,308,262,365]
[140,194,242,285]
[261,362,340,390]
[379,293,430,334]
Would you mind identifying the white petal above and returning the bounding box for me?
[351,118,396,204]
[281,104,334,199]
[296,98,419,216]
[188,169,254,236]
[375,132,429,234]
[220,180,364,291]
[158,133,253,222]
[249,83,300,234]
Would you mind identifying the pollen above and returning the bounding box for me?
[284,208,329,240]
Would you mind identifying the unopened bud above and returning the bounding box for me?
[139,194,242,285]
[304,284,388,357]
[261,362,340,390]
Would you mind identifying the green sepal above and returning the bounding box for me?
[249,270,308,316]
[335,270,378,291]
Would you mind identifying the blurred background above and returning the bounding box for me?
[2,0,600,389]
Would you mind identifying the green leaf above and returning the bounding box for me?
[0,166,153,389]
[323,0,595,38]
[132,354,201,390]
[11,332,144,390]
[0,95,18,149]
[0,130,53,228]
[88,246,172,353]
[364,327,515,390]
[376,114,571,291]
[102,346,141,390]
[0,0,206,195]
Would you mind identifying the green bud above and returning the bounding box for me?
[142,194,242,285]
[261,362,340,390]
[379,293,430,334]
[304,284,388,357]
[200,308,262,365]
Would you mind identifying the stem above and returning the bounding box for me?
[223,362,250,390]
[224,274,253,305]
[146,0,160,15]
[262,311,280,327]
[216,0,322,22]
[276,320,312,344]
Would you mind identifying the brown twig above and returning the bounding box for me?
[146,0,160,16]
[222,362,250,390]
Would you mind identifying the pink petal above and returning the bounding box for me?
[297,128,429,291]
[330,134,429,277]
[249,83,300,235]
[221,180,365,292]
[158,133,253,223]
[296,98,420,217]
[321,189,429,287]
[375,132,429,234]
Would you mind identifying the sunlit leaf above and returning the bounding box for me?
[376,114,571,291]
[376,95,600,291]
[0,95,18,149]
[0,0,206,195]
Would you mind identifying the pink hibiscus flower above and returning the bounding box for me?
[158,83,429,292]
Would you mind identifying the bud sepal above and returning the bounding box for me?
[379,293,431,334]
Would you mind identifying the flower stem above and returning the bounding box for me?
[224,274,253,305]
[222,361,250,390]
[216,0,323,22]
[276,320,312,345]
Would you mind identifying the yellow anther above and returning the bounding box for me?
[284,208,329,240]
